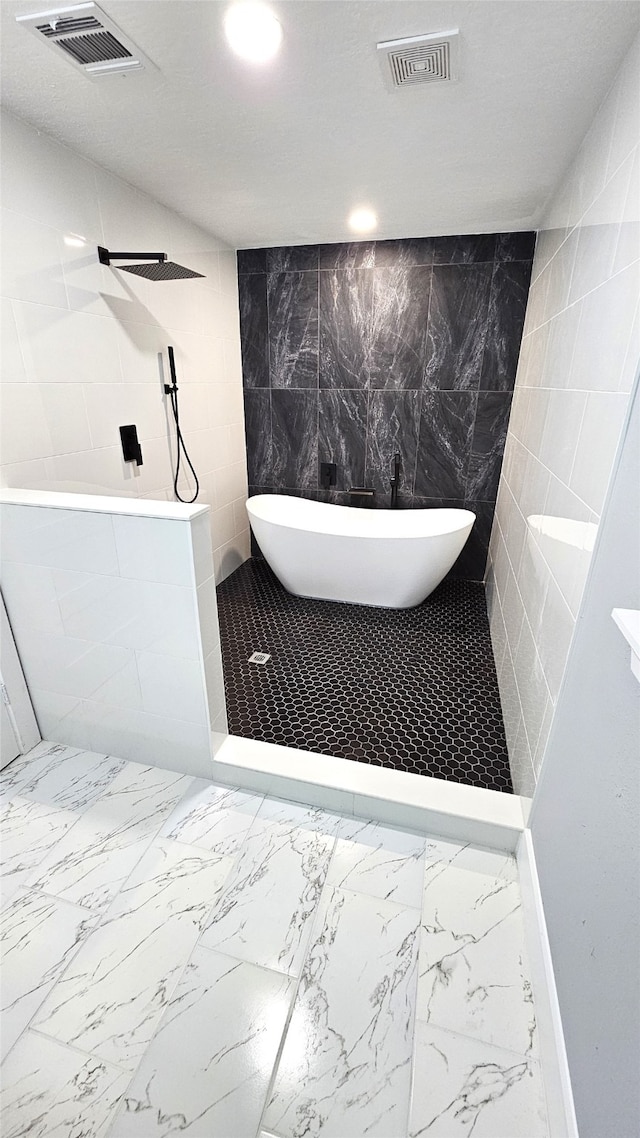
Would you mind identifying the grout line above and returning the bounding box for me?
[503,427,597,515]
[530,143,639,287]
[26,1025,132,1074]
[254,830,340,1137]
[399,849,429,1138]
[525,254,640,334]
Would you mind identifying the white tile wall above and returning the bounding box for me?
[0,109,250,583]
[0,500,228,778]
[488,34,640,795]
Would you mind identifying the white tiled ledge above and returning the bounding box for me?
[0,488,209,522]
[612,608,640,684]
[212,735,527,852]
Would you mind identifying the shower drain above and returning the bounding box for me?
[248,651,271,665]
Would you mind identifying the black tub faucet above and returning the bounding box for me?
[390,452,401,509]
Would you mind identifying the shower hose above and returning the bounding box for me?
[165,345,200,504]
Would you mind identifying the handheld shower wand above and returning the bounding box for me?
[165,346,200,504]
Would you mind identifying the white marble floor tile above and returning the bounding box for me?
[161,778,264,856]
[0,744,548,1138]
[1,796,78,906]
[1,888,97,1061]
[254,796,345,837]
[326,818,426,908]
[199,810,336,976]
[424,840,519,883]
[0,741,125,811]
[263,885,420,1138]
[25,764,193,911]
[31,839,235,1072]
[109,947,294,1137]
[423,836,476,882]
[408,1022,548,1138]
[418,842,535,1057]
[0,1029,129,1138]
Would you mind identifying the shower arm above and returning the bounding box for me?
[98,247,167,265]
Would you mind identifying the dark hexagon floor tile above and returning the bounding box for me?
[216,558,512,794]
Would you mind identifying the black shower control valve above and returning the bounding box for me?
[320,461,337,488]
[119,424,143,467]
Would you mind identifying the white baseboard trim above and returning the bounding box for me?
[211,734,526,851]
[517,828,578,1138]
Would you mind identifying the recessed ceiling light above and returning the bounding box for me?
[224,2,283,63]
[348,208,378,234]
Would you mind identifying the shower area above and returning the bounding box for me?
[216,231,535,793]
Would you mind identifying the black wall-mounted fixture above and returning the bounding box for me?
[97,246,204,281]
[320,461,337,489]
[120,424,143,466]
[390,452,401,509]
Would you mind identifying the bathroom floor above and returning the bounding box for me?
[1,741,547,1138]
[217,559,512,792]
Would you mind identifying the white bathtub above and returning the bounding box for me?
[246,495,476,609]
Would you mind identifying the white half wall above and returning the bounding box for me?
[0,490,227,779]
[0,109,250,584]
[486,33,640,794]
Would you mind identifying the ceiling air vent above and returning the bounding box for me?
[16,2,155,79]
[377,29,459,90]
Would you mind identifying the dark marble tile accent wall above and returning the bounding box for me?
[319,390,367,490]
[319,268,372,389]
[425,264,492,390]
[268,271,318,388]
[243,389,271,484]
[370,266,431,389]
[415,391,476,499]
[481,261,534,390]
[238,274,269,388]
[366,391,421,494]
[467,392,513,501]
[271,390,317,487]
[238,230,535,581]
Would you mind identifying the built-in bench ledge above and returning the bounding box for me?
[612,608,640,684]
[0,487,208,522]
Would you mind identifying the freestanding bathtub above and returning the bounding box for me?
[246,495,476,609]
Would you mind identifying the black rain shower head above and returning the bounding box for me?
[97,246,204,281]
[119,261,203,281]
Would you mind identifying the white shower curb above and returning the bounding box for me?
[212,733,527,851]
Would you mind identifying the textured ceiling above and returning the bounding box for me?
[1,1,638,247]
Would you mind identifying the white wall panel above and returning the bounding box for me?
[0,110,249,582]
[488,34,640,793]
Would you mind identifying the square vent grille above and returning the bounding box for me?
[16,2,155,78]
[377,29,459,89]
